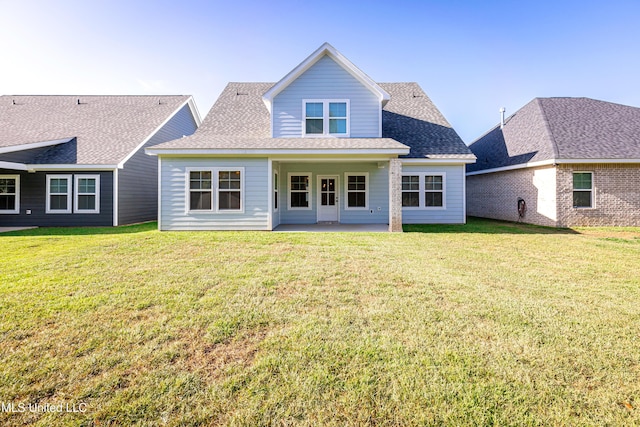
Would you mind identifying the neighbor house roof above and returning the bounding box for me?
[0,95,196,166]
[149,82,473,160]
[468,97,640,173]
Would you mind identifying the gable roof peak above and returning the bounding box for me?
[262,43,390,112]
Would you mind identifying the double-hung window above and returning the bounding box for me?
[345,173,368,209]
[189,170,213,211]
[187,168,244,213]
[218,170,242,211]
[289,173,311,209]
[402,173,446,209]
[303,100,349,136]
[46,175,72,213]
[75,175,100,213]
[0,175,19,214]
[573,172,593,208]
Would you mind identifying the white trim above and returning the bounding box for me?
[466,158,640,176]
[27,164,118,171]
[117,97,201,169]
[46,174,72,214]
[302,99,350,137]
[288,172,312,211]
[572,171,595,209]
[461,166,467,223]
[0,161,28,171]
[466,160,556,176]
[147,148,409,156]
[113,169,119,226]
[157,157,163,230]
[317,175,339,222]
[216,168,245,213]
[74,174,100,214]
[401,172,446,210]
[184,167,245,214]
[262,43,390,113]
[0,175,20,214]
[344,172,369,210]
[185,167,214,213]
[0,138,73,154]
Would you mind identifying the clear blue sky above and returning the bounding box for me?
[1,0,639,143]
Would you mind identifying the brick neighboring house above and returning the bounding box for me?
[466,97,640,227]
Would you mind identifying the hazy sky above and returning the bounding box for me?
[1,0,639,143]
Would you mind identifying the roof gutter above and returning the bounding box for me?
[146,148,410,156]
[0,137,74,154]
[467,158,640,176]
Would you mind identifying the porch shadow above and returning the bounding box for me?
[274,223,388,233]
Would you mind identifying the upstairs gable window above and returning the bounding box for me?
[303,100,349,137]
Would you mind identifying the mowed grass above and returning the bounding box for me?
[1,218,639,426]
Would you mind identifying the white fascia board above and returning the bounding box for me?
[26,164,118,171]
[401,158,477,165]
[466,159,556,176]
[0,161,28,171]
[262,43,389,112]
[117,97,200,169]
[554,158,640,164]
[147,148,409,156]
[465,158,640,176]
[0,138,73,154]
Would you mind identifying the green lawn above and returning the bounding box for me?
[1,218,639,426]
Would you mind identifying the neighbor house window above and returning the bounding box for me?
[218,170,242,211]
[289,173,311,209]
[188,170,213,211]
[74,175,100,213]
[425,175,444,207]
[0,175,19,214]
[345,173,368,209]
[46,175,72,213]
[402,173,446,209]
[303,100,349,136]
[402,175,420,207]
[573,172,593,208]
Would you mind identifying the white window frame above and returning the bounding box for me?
[572,171,595,209]
[185,167,245,214]
[401,173,446,210]
[74,174,100,214]
[216,168,244,213]
[344,172,369,210]
[302,99,350,137]
[274,170,279,212]
[288,172,312,210]
[186,168,214,213]
[46,174,72,214]
[0,175,19,214]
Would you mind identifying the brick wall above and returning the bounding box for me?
[557,164,640,226]
[466,166,557,226]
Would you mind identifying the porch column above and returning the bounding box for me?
[388,158,403,232]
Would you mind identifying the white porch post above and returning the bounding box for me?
[388,158,402,232]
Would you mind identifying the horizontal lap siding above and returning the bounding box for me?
[273,56,380,138]
[118,103,198,225]
[401,164,466,224]
[279,162,389,225]
[160,158,269,231]
[0,169,113,227]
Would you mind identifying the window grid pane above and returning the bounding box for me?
[402,176,420,191]
[425,176,443,191]
[573,173,592,190]
[425,192,443,207]
[402,192,420,207]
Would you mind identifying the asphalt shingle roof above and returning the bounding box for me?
[468,97,640,172]
[153,82,473,158]
[0,95,191,165]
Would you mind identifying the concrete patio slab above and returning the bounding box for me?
[0,227,37,233]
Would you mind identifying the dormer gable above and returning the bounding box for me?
[263,43,389,138]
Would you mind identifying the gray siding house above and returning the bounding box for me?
[0,95,200,227]
[147,43,475,231]
[467,97,640,227]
